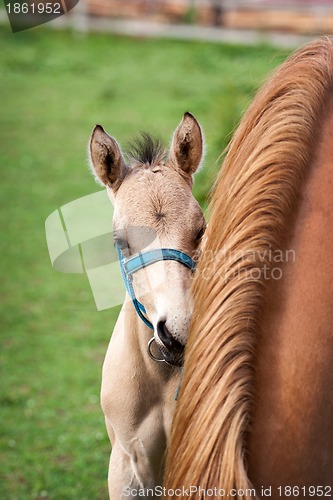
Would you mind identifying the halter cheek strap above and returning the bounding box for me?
[116,245,196,330]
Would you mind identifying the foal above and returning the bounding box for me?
[89,113,206,498]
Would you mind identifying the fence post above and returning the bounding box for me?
[72,0,89,33]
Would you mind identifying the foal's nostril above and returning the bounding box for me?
[157,320,173,349]
[156,320,183,352]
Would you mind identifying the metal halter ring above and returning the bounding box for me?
[147,337,167,364]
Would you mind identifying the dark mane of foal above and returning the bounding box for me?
[126,132,166,166]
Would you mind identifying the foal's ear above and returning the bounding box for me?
[89,125,127,192]
[169,112,203,176]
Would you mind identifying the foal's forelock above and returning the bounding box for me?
[126,132,166,168]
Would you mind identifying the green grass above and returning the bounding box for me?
[0,23,289,499]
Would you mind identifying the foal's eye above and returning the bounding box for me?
[196,227,206,243]
[115,238,129,252]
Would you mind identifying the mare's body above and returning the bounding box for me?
[164,38,333,498]
[248,94,333,489]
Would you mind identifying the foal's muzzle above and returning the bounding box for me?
[117,244,195,367]
[151,320,185,367]
[147,337,184,367]
[117,245,196,332]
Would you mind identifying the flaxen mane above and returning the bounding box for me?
[164,38,333,497]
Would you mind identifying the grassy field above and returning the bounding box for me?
[0,23,289,499]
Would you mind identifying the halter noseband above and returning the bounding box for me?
[116,245,196,330]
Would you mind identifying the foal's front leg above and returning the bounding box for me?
[101,309,170,498]
[105,416,165,499]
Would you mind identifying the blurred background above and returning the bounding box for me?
[0,2,332,499]
[81,0,333,33]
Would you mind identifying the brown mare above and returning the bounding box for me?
[89,114,206,498]
[164,38,333,498]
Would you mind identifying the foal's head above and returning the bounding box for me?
[89,113,206,366]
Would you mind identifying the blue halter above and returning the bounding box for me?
[116,245,196,330]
